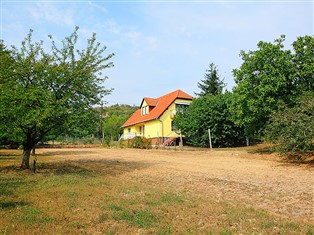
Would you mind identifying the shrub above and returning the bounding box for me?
[82,136,95,144]
[266,92,314,160]
[128,136,152,149]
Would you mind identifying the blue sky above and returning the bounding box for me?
[1,0,313,106]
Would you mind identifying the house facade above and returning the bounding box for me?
[121,90,193,145]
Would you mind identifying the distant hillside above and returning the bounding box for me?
[106,104,138,117]
[96,104,138,141]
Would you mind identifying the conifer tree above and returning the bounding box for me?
[195,63,225,97]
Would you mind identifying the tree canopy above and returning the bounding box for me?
[230,35,313,138]
[195,62,225,97]
[174,35,313,155]
[0,27,114,169]
[291,35,314,92]
[174,93,245,147]
[266,91,314,157]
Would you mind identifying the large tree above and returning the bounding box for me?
[0,42,22,147]
[266,91,314,157]
[292,35,314,92]
[230,35,313,139]
[0,27,114,169]
[174,93,245,147]
[195,62,225,97]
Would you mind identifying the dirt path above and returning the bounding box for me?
[38,147,314,224]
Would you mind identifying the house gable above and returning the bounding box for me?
[121,89,192,128]
[139,98,158,116]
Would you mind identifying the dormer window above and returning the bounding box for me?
[141,106,149,116]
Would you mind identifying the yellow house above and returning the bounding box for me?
[121,89,193,145]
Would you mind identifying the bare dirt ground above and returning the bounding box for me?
[35,147,314,224]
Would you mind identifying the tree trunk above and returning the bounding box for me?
[21,148,31,169]
[32,147,36,155]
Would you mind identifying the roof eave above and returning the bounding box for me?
[121,117,159,128]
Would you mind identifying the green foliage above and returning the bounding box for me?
[103,114,124,142]
[231,35,294,138]
[101,104,137,141]
[174,93,245,147]
[0,27,114,168]
[103,104,138,117]
[0,42,14,86]
[0,42,23,147]
[266,92,314,159]
[230,35,314,138]
[65,109,100,138]
[121,136,152,149]
[195,62,225,97]
[292,35,314,92]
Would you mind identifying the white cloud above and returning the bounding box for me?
[26,2,74,27]
[87,1,108,14]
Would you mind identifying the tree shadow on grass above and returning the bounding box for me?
[0,173,29,210]
[275,156,314,168]
[0,155,153,177]
[1,200,29,209]
[0,149,21,157]
[0,156,19,161]
[38,162,95,176]
[0,173,28,196]
[39,150,99,157]
[248,145,276,155]
[0,165,29,173]
[37,159,153,177]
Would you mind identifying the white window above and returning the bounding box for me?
[141,106,149,116]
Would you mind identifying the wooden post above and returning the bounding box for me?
[208,129,212,150]
[179,130,183,147]
[246,137,250,146]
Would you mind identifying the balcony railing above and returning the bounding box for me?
[119,132,137,140]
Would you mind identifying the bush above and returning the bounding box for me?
[266,92,314,160]
[123,136,152,149]
[103,137,111,147]
[82,136,95,144]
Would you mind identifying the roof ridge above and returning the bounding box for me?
[157,89,178,99]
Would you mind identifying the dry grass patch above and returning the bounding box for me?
[0,149,313,234]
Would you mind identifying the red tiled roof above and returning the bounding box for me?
[142,97,158,107]
[122,89,193,128]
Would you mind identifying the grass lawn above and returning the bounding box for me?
[0,148,313,234]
